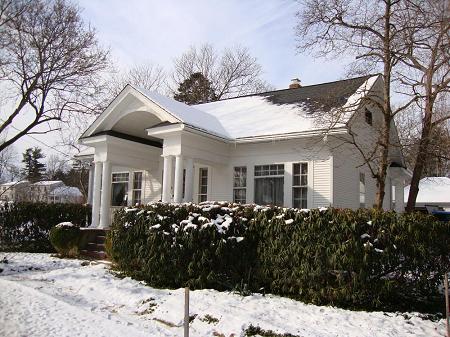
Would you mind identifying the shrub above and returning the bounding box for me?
[108,202,260,290]
[0,202,91,252]
[108,202,450,314]
[49,222,81,257]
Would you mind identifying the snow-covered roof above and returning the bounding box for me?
[193,75,378,139]
[33,180,63,186]
[81,75,380,143]
[134,87,231,139]
[142,75,378,140]
[404,177,450,204]
[51,186,82,197]
[0,181,29,186]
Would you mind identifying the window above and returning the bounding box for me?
[292,163,308,209]
[359,172,366,208]
[254,164,284,206]
[365,109,373,125]
[112,172,129,206]
[198,168,208,202]
[132,172,143,205]
[233,166,247,204]
[391,184,396,210]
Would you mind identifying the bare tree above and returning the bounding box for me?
[171,43,273,100]
[394,0,450,211]
[0,133,18,182]
[0,0,109,153]
[296,0,417,209]
[396,102,450,178]
[46,154,70,180]
[108,62,166,97]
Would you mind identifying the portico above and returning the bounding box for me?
[77,85,224,228]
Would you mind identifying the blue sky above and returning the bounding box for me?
[12,0,354,158]
[77,0,352,89]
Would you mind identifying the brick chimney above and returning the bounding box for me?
[289,78,301,89]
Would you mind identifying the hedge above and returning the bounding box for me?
[0,202,91,252]
[108,202,450,313]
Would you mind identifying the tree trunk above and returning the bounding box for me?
[374,0,393,210]
[406,74,434,212]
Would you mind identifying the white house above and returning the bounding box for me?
[0,181,30,202]
[404,177,450,211]
[78,75,410,228]
[30,181,65,202]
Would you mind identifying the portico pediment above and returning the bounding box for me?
[80,85,181,141]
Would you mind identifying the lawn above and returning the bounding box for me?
[0,253,445,337]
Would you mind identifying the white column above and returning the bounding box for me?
[87,163,94,205]
[91,161,102,228]
[99,161,112,228]
[184,158,194,202]
[162,155,173,203]
[173,155,184,203]
[395,181,405,213]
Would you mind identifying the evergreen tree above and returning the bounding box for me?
[174,72,217,105]
[22,147,46,182]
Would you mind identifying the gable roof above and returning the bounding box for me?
[80,75,380,143]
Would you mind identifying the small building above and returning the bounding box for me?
[30,181,65,202]
[404,177,450,211]
[49,185,83,204]
[0,181,30,202]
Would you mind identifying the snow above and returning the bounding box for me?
[134,86,231,139]
[0,253,445,337]
[135,76,378,140]
[55,222,75,228]
[0,180,28,187]
[196,96,315,139]
[404,177,450,204]
[33,180,63,186]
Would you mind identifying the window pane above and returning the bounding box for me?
[198,168,208,202]
[255,164,284,177]
[233,188,246,203]
[233,166,247,187]
[300,175,307,186]
[132,190,141,205]
[112,173,129,182]
[293,175,300,186]
[254,177,284,206]
[112,182,128,206]
[293,187,307,209]
[133,172,142,189]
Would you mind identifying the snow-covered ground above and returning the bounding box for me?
[0,253,445,337]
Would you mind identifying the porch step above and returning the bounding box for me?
[86,242,106,251]
[96,235,106,244]
[79,229,109,260]
[80,250,107,260]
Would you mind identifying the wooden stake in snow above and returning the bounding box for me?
[184,287,190,337]
[445,273,449,337]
